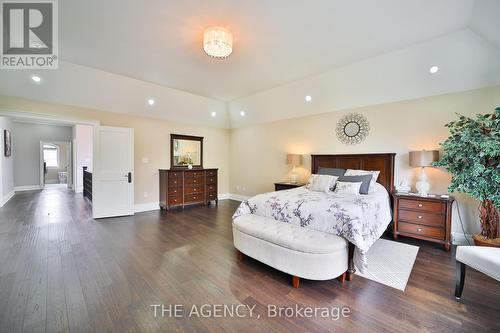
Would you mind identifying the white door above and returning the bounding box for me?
[93,126,134,219]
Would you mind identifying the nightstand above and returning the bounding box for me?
[392,193,454,251]
[274,182,306,191]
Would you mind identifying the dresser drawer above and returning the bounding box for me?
[168,194,182,206]
[185,176,204,185]
[207,191,217,201]
[399,199,445,213]
[399,209,445,227]
[168,171,183,179]
[168,187,182,195]
[206,184,217,192]
[168,177,182,187]
[398,222,445,240]
[206,175,217,185]
[206,170,217,177]
[184,171,204,178]
[184,193,204,203]
[185,184,204,194]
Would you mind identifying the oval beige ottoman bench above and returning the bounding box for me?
[232,214,348,288]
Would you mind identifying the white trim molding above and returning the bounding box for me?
[134,202,159,213]
[15,185,42,191]
[0,190,15,207]
[452,232,474,245]
[225,193,250,202]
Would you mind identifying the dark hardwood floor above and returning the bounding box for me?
[0,187,498,332]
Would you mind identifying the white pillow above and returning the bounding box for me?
[334,181,362,195]
[309,175,338,193]
[345,169,380,191]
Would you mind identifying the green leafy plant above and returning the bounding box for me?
[434,107,499,239]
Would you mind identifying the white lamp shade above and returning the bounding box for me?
[287,154,302,167]
[409,150,439,167]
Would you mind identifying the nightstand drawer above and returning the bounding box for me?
[399,198,445,213]
[398,222,445,240]
[399,209,445,227]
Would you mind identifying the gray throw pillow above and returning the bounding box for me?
[318,167,346,177]
[337,174,373,194]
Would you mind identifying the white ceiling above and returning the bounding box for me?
[1,0,499,128]
[59,0,476,101]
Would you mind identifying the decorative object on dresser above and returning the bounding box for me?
[170,134,203,169]
[286,154,303,184]
[274,182,306,191]
[433,108,499,247]
[335,113,370,145]
[409,150,439,196]
[393,193,454,251]
[159,169,218,210]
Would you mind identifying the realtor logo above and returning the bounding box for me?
[1,0,58,69]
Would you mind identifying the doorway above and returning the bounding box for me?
[40,141,72,189]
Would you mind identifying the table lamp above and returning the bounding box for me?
[287,154,303,184]
[409,150,439,196]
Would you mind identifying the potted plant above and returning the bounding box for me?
[434,107,499,247]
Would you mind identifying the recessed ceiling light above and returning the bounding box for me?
[240,111,245,116]
[147,99,155,106]
[429,65,439,74]
[211,111,217,117]
[305,95,312,102]
[31,75,41,83]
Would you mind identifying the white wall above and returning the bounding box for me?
[0,116,14,206]
[12,122,72,188]
[73,124,93,192]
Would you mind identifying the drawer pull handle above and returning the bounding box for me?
[174,199,177,202]
[194,189,196,191]
[194,180,197,183]
[174,180,177,183]
[210,179,213,181]
[417,228,422,232]
[194,197,197,199]
[418,204,423,207]
[418,216,422,219]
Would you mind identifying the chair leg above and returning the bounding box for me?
[292,276,300,288]
[455,261,466,300]
[337,271,346,284]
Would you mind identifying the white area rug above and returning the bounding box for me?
[355,239,419,291]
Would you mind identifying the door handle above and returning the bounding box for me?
[127,172,132,183]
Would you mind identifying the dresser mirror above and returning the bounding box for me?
[170,134,204,169]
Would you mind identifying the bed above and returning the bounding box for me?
[232,153,396,280]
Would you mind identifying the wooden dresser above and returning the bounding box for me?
[392,193,454,251]
[159,169,218,210]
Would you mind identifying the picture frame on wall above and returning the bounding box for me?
[4,129,11,157]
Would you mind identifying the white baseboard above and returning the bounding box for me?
[134,193,245,213]
[452,232,474,245]
[226,193,250,201]
[0,190,15,207]
[14,185,42,192]
[134,202,160,213]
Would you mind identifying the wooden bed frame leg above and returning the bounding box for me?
[337,272,346,284]
[237,250,244,261]
[346,242,355,281]
[292,276,300,288]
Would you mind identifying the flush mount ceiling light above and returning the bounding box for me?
[147,99,155,106]
[240,111,245,116]
[31,75,41,83]
[211,111,217,117]
[203,26,233,59]
[429,65,439,74]
[305,95,312,102]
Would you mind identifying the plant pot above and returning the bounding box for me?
[473,234,500,248]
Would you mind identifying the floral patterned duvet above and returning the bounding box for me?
[232,186,392,272]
